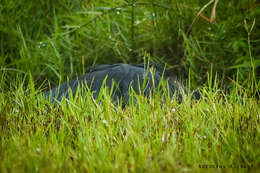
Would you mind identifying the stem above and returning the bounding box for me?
[131,0,135,52]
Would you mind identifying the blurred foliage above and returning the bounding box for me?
[0,0,259,89]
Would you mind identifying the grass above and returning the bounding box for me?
[1,0,259,87]
[0,0,260,172]
[0,74,259,172]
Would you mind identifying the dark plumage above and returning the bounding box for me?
[45,63,198,104]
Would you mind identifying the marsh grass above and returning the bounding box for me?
[0,73,259,172]
[0,0,259,172]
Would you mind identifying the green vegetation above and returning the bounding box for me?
[0,0,259,172]
[0,76,259,172]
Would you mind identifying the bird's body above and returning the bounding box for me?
[45,63,194,103]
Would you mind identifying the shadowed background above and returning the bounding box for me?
[0,0,259,92]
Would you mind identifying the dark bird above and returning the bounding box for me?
[45,63,199,104]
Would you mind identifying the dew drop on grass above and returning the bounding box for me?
[161,133,165,143]
[35,147,41,153]
[102,119,108,124]
[135,20,141,25]
[116,8,121,15]
[38,42,46,48]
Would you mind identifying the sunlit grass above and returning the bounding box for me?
[0,76,259,172]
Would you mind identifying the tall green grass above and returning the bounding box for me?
[0,72,259,172]
[0,0,259,172]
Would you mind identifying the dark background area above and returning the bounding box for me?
[0,0,259,91]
